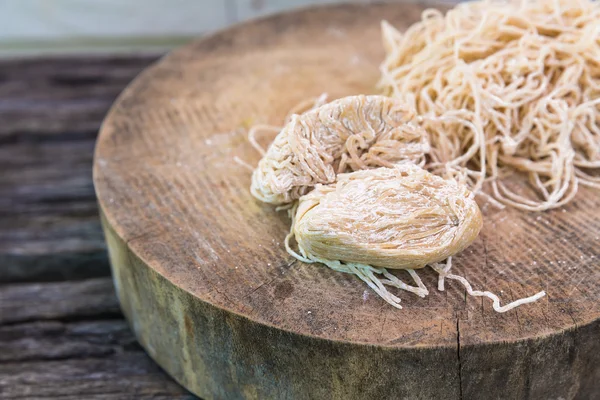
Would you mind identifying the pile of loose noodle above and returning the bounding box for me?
[380,0,600,210]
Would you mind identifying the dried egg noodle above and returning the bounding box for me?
[380,0,600,211]
[292,164,482,270]
[286,165,545,311]
[251,95,429,204]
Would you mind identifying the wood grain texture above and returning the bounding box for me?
[0,278,193,399]
[0,279,120,325]
[94,3,600,399]
[0,56,195,399]
[0,55,159,282]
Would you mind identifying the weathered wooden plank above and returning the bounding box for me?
[0,55,159,282]
[0,320,137,362]
[0,278,120,324]
[0,139,107,281]
[0,354,195,399]
[0,56,157,97]
[0,278,193,399]
[0,56,158,138]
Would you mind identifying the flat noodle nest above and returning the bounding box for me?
[251,95,429,204]
[380,0,600,211]
[292,164,482,270]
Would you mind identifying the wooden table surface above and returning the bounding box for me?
[0,55,196,399]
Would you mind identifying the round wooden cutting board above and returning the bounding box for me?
[94,3,600,399]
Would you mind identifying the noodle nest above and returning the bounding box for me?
[251,95,429,204]
[292,164,482,270]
